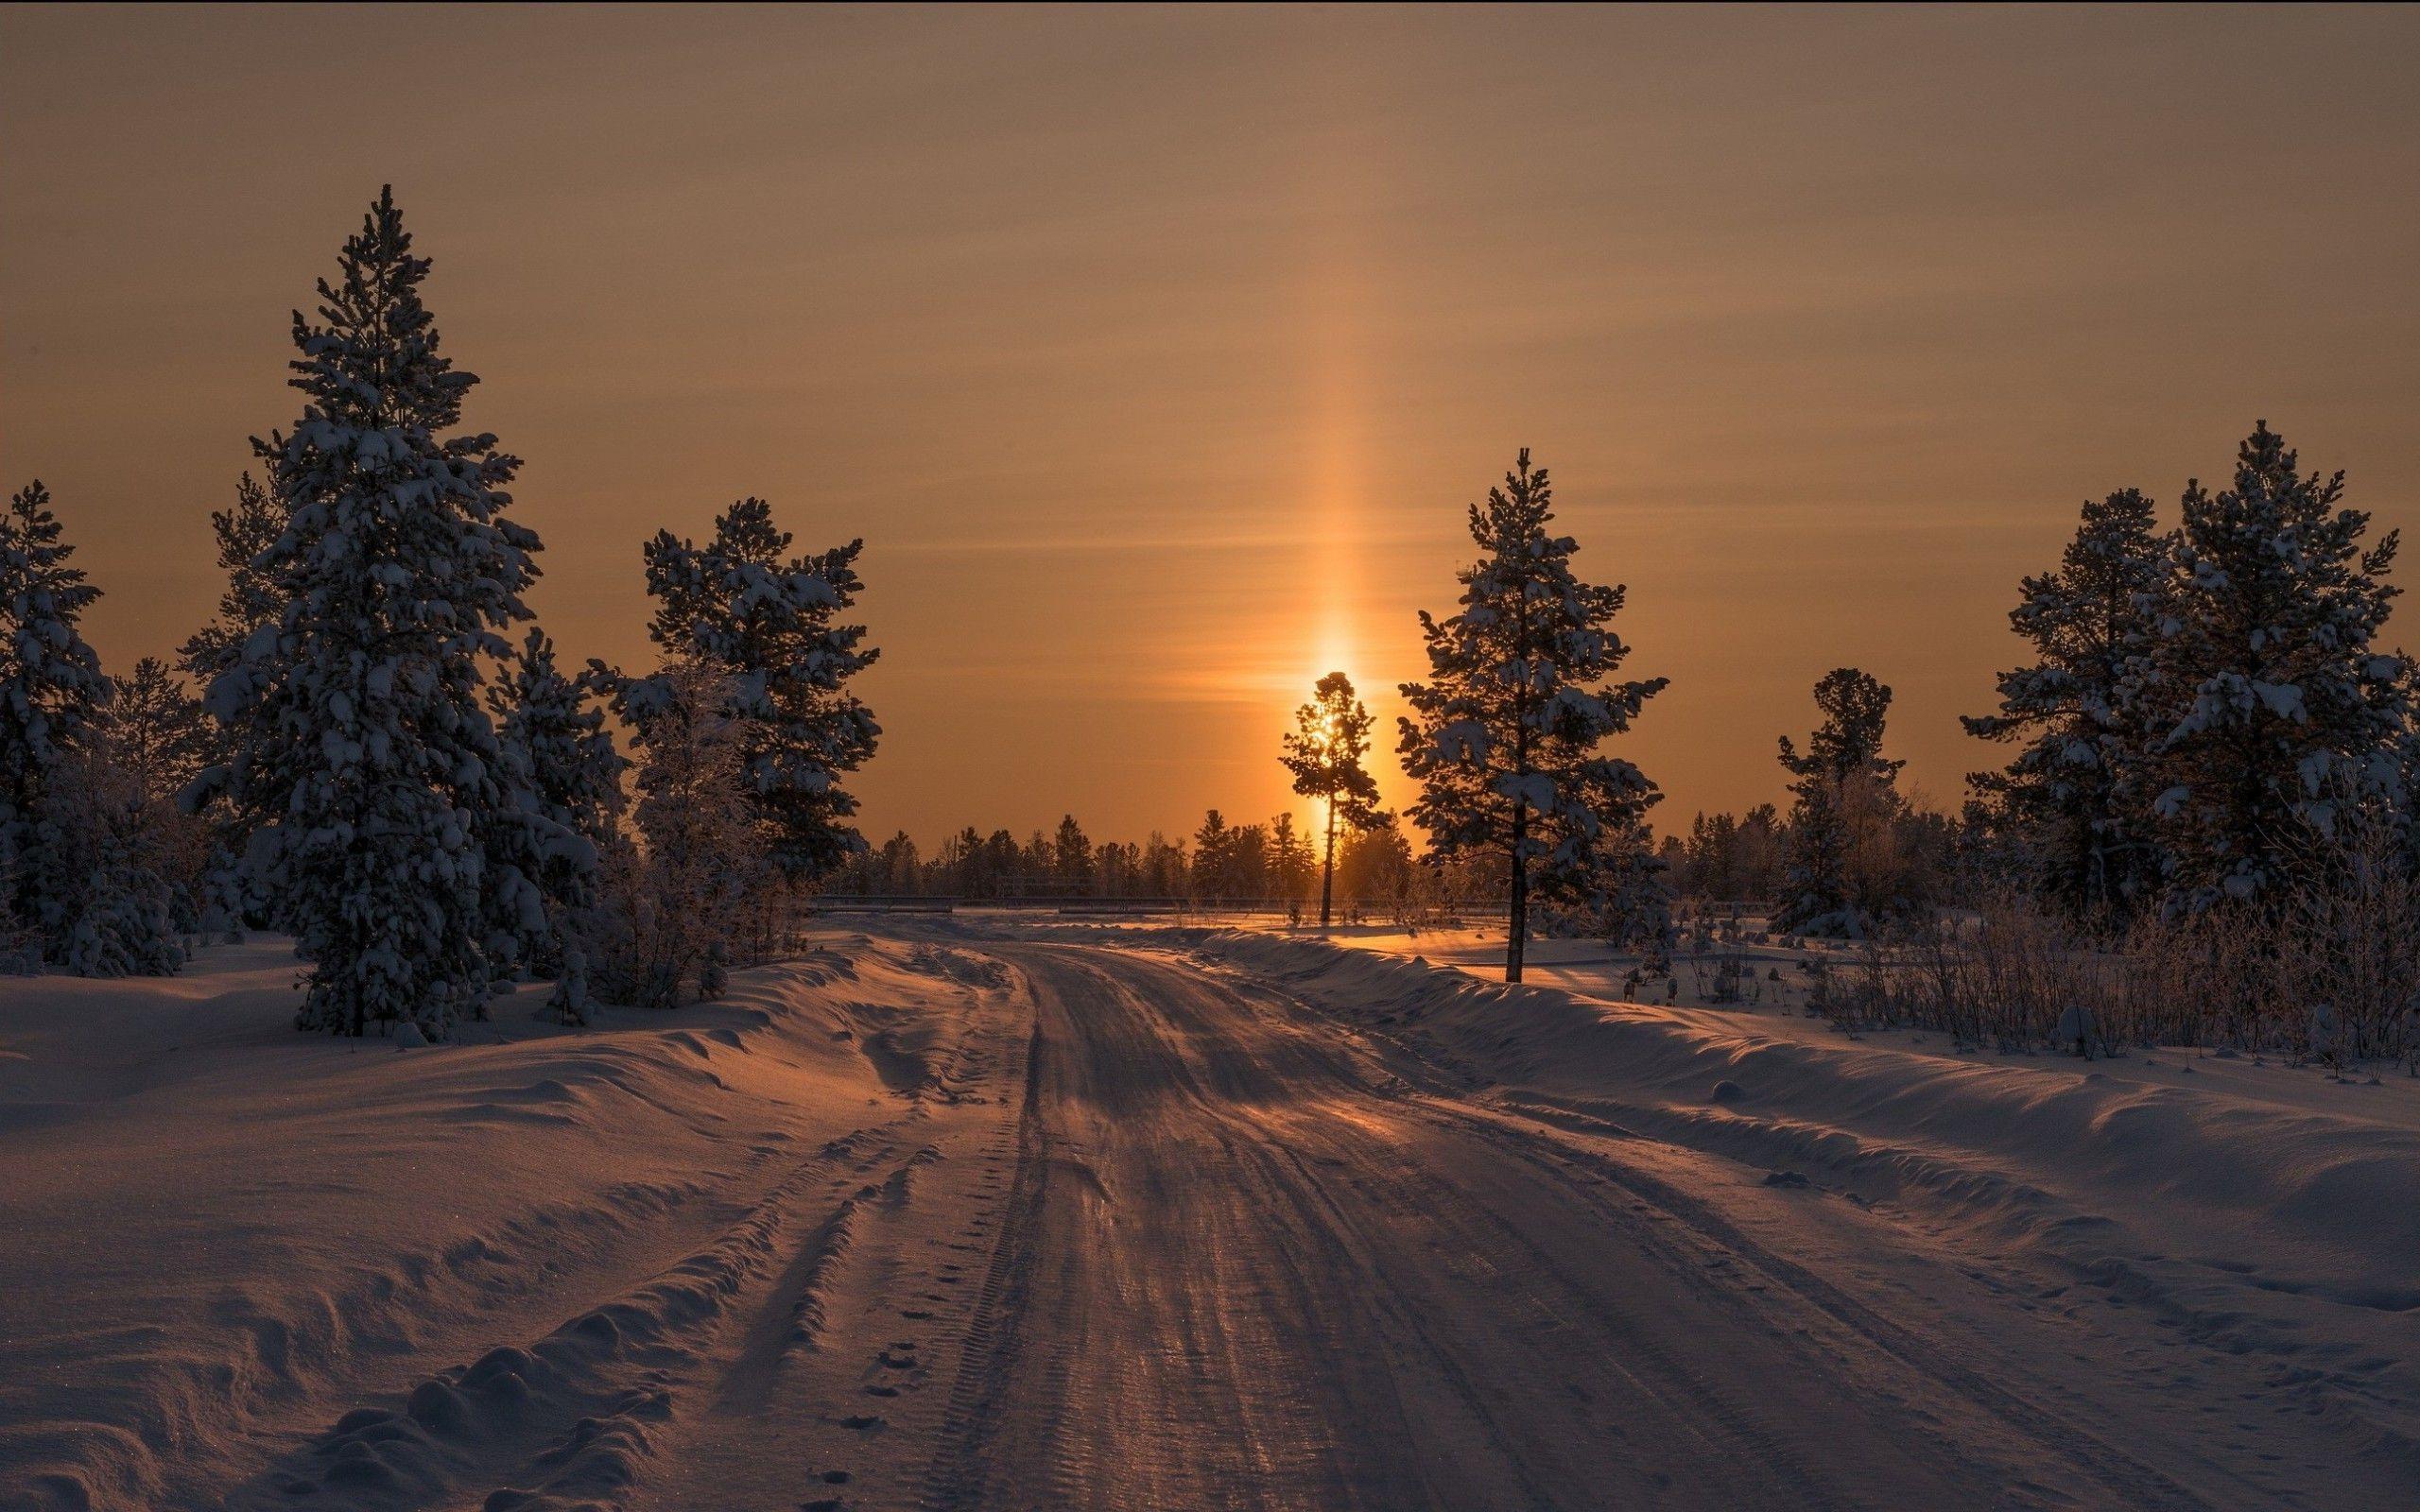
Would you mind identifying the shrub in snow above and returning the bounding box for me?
[549,947,591,1026]
[51,868,182,979]
[632,496,878,883]
[195,188,542,1040]
[2307,1001,2342,1070]
[2055,1004,2095,1058]
[31,663,210,977]
[1397,450,1668,982]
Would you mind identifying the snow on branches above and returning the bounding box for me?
[200,188,543,1039]
[1398,450,1668,980]
[631,496,878,882]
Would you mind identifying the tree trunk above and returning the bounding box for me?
[1507,800,1529,984]
[1320,798,1338,931]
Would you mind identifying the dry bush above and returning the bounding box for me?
[1831,844,2420,1070]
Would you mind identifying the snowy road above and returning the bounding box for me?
[9,927,2411,1511]
[609,933,2399,1509]
[847,937,2299,1512]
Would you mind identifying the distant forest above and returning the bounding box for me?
[822,810,1488,917]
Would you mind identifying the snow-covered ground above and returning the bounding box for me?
[5,923,2416,1510]
[0,934,1024,1511]
[1283,918,2420,1120]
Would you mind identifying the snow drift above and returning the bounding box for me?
[0,935,987,1512]
[1156,925,2420,1465]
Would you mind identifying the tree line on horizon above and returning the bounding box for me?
[4,188,2416,1045]
[822,804,1494,920]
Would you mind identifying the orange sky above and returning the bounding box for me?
[6,5,2418,849]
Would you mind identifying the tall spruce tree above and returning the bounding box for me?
[1774,667,1905,936]
[1963,490,2172,924]
[2149,422,2410,908]
[0,481,112,932]
[632,497,877,882]
[487,630,623,979]
[199,187,542,1039]
[1282,670,1386,930]
[1397,450,1668,983]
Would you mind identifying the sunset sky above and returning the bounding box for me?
[6,5,2418,849]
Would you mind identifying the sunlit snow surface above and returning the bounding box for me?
[4,925,2415,1510]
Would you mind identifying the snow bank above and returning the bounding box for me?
[0,933,974,1512]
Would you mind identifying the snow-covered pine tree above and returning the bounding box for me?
[633,497,877,883]
[1963,489,2172,925]
[1532,813,1674,954]
[178,471,288,690]
[486,629,623,981]
[2149,421,2411,909]
[37,778,182,978]
[610,657,762,1009]
[1774,667,1905,936]
[1282,670,1386,930]
[19,658,206,976]
[0,480,113,936]
[199,187,542,1039]
[1397,449,1668,983]
[177,471,292,930]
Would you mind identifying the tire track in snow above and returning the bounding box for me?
[916,1011,1048,1510]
